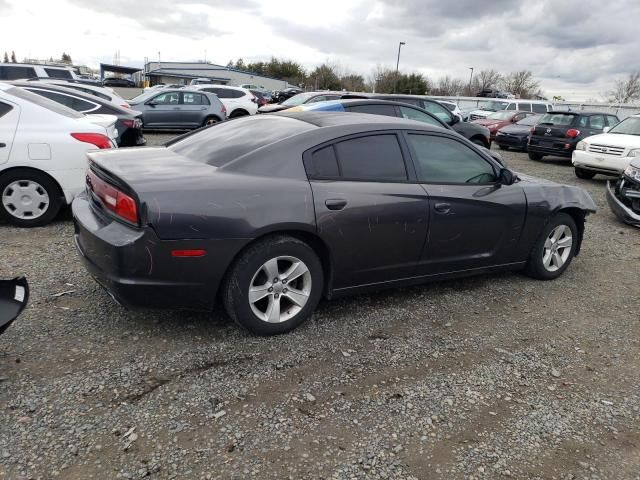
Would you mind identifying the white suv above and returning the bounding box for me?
[191,85,258,117]
[469,100,552,120]
[572,114,640,179]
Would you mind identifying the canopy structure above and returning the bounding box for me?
[99,63,141,80]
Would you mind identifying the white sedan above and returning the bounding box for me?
[572,114,640,179]
[0,83,118,227]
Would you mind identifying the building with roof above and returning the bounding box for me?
[144,61,291,90]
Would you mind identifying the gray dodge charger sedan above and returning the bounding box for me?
[73,112,596,335]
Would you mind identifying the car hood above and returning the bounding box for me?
[499,124,531,135]
[584,133,640,148]
[472,118,501,126]
[516,173,597,213]
[258,104,290,113]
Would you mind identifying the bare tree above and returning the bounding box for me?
[607,72,640,104]
[500,71,540,99]
[432,76,466,96]
[471,69,502,95]
[340,74,366,92]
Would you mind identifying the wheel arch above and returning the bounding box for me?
[555,207,587,255]
[470,134,489,148]
[218,229,334,301]
[0,166,66,202]
[229,108,249,118]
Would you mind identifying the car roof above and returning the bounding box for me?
[276,110,443,131]
[546,110,614,116]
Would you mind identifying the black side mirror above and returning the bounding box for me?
[499,168,516,185]
[146,101,157,107]
[448,114,459,126]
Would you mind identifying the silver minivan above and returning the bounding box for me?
[469,100,553,120]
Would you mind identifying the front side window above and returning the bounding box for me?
[151,92,181,105]
[44,68,73,79]
[408,134,496,184]
[0,101,13,118]
[334,134,407,181]
[422,101,453,123]
[0,66,37,80]
[399,106,444,127]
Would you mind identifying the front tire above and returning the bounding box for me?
[574,167,596,179]
[524,213,578,280]
[202,116,219,127]
[528,152,543,161]
[0,170,62,227]
[223,235,324,336]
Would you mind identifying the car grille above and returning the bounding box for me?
[588,144,625,156]
[470,114,486,121]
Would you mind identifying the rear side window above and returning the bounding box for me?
[334,134,407,182]
[182,92,209,105]
[421,101,452,123]
[0,66,37,80]
[5,87,83,118]
[230,89,245,99]
[0,101,13,118]
[532,103,548,113]
[306,145,340,177]
[28,89,99,112]
[346,104,397,117]
[44,68,73,79]
[518,103,533,112]
[204,88,232,99]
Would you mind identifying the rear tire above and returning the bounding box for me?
[471,137,488,148]
[574,167,596,179]
[223,235,324,336]
[202,116,219,127]
[528,152,543,161]
[524,213,578,280]
[0,169,62,227]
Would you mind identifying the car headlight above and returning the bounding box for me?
[628,149,640,157]
[576,141,586,151]
[623,164,640,182]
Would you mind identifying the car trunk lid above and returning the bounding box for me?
[532,113,578,139]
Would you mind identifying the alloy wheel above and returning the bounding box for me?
[248,256,312,323]
[2,180,50,220]
[542,225,573,272]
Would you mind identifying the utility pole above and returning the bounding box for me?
[394,41,405,93]
[468,67,474,96]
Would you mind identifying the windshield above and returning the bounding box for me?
[517,114,543,126]
[6,87,83,118]
[282,92,316,106]
[539,113,576,126]
[609,116,640,136]
[482,101,509,112]
[487,111,514,120]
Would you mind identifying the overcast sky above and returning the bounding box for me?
[1,0,637,101]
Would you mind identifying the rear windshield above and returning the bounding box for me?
[539,113,576,126]
[5,86,83,118]
[168,116,313,167]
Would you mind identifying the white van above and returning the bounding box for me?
[0,63,78,81]
[469,99,553,120]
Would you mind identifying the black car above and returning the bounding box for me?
[272,87,304,103]
[606,158,640,227]
[0,277,29,335]
[528,111,619,161]
[494,114,543,152]
[73,112,596,336]
[343,93,492,148]
[11,81,145,147]
[103,77,136,88]
[290,99,498,164]
[259,91,344,113]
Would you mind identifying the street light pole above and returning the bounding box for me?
[394,41,406,93]
[468,67,474,96]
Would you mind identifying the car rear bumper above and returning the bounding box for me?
[572,150,633,175]
[528,138,577,157]
[495,134,528,149]
[606,181,640,227]
[72,192,227,311]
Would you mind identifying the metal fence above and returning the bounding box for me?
[427,95,640,120]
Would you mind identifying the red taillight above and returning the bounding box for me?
[71,133,112,149]
[566,129,580,138]
[171,249,207,257]
[122,119,135,128]
[121,104,130,109]
[86,169,138,224]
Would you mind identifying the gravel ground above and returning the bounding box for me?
[1,133,639,480]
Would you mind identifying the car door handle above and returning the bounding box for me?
[325,199,347,211]
[0,143,5,148]
[434,202,451,214]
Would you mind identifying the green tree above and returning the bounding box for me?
[10,51,16,63]
[3,52,8,63]
[61,52,72,64]
[340,74,366,92]
[397,73,430,95]
[308,63,341,90]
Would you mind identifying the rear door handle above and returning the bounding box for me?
[434,202,451,214]
[325,199,347,211]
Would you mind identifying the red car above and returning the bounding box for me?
[472,110,534,141]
